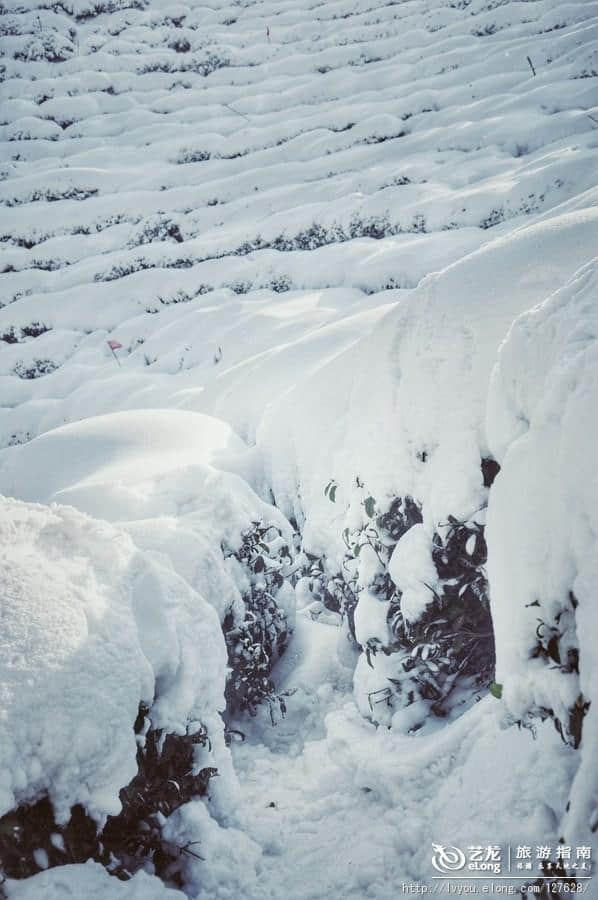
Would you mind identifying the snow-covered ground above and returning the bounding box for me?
[1,0,598,895]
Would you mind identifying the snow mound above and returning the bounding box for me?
[0,496,227,824]
[487,256,598,844]
[0,408,292,628]
[0,408,244,519]
[162,801,262,900]
[4,861,185,899]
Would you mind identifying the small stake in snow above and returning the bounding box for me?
[526,55,536,76]
[267,26,270,42]
[107,339,122,367]
[222,103,250,123]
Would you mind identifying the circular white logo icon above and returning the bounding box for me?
[431,843,467,874]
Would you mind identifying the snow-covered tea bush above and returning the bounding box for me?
[128,215,184,248]
[13,33,75,63]
[385,512,495,716]
[0,709,217,884]
[13,358,57,379]
[223,521,296,722]
[305,490,495,728]
[0,495,231,889]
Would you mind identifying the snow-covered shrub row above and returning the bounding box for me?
[214,211,598,861]
[0,214,130,251]
[0,185,99,208]
[12,32,76,63]
[486,257,598,845]
[0,322,49,343]
[0,495,228,883]
[0,411,297,720]
[0,0,148,22]
[0,411,296,887]
[83,211,427,287]
[0,719,216,883]
[136,52,230,77]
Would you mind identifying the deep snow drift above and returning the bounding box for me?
[1,0,598,895]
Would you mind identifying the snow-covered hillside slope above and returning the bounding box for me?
[1,0,597,445]
[1,0,598,895]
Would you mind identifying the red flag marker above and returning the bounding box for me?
[107,339,122,366]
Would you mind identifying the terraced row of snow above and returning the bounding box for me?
[1,0,597,446]
[1,0,598,897]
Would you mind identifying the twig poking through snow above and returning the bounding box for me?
[221,103,251,123]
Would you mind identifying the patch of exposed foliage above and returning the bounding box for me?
[0,707,216,887]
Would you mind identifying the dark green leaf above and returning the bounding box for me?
[546,635,561,665]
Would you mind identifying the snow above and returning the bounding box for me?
[4,861,186,899]
[388,524,438,624]
[0,409,244,518]
[227,618,576,898]
[1,0,598,893]
[353,584,391,648]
